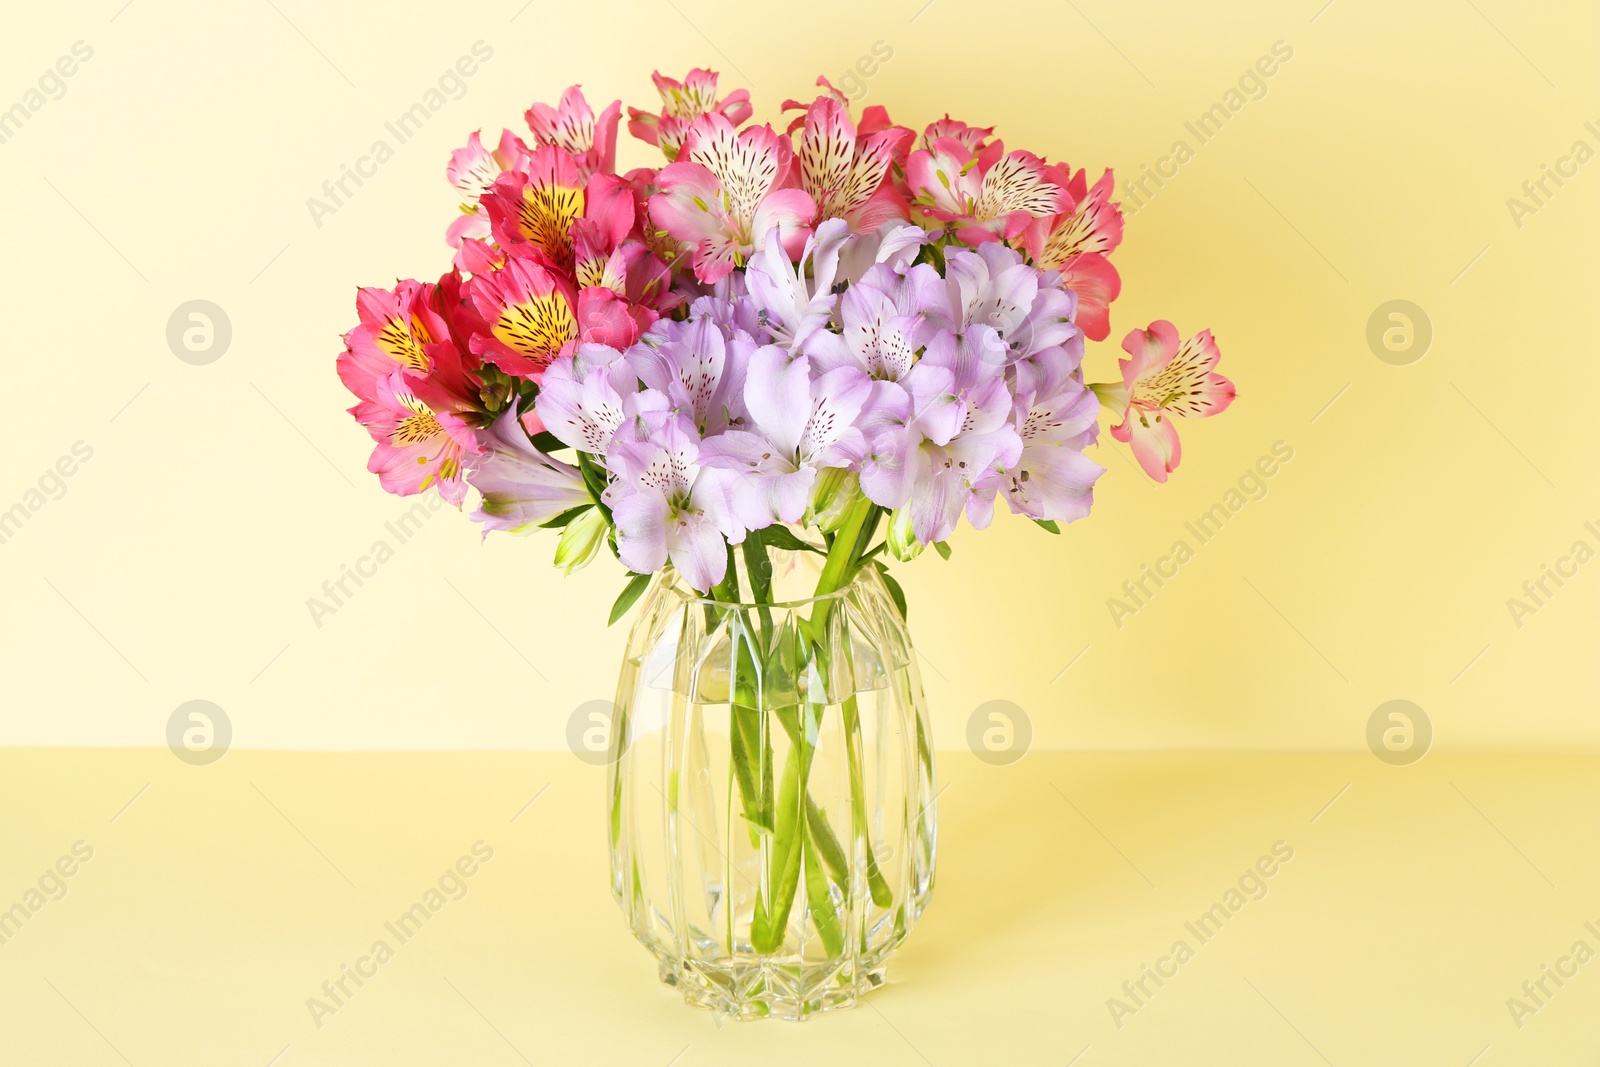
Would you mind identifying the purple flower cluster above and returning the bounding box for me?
[471,220,1104,591]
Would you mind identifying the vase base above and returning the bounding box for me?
[658,957,888,1021]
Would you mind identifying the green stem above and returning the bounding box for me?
[842,692,894,908]
[744,506,892,957]
[751,717,806,953]
[710,551,771,840]
[814,498,879,602]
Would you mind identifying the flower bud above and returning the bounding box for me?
[807,469,862,534]
[554,507,608,575]
[886,507,924,562]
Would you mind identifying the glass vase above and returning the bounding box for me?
[606,550,937,1020]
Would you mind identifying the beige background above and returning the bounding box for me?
[3,2,1600,1064]
[5,749,1600,1066]
[1,0,1596,753]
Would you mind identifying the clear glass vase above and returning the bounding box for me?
[606,550,937,1020]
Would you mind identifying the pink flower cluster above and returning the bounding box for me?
[336,70,1235,592]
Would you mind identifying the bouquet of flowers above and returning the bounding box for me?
[337,68,1234,610]
[335,68,1235,1016]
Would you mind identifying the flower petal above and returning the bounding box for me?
[1111,406,1182,483]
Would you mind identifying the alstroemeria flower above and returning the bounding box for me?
[535,343,643,456]
[916,429,1022,540]
[571,173,679,319]
[481,145,585,268]
[914,327,1015,444]
[466,407,589,534]
[812,259,941,381]
[868,423,1020,545]
[699,347,871,528]
[649,115,817,284]
[744,219,851,352]
[626,68,753,162]
[350,370,480,505]
[467,252,578,380]
[574,286,653,350]
[447,129,531,201]
[920,115,994,152]
[833,219,931,287]
[337,280,451,400]
[606,416,732,591]
[906,138,1067,245]
[790,95,912,231]
[1027,167,1124,265]
[626,313,752,437]
[1000,359,1104,524]
[942,242,1082,366]
[338,273,484,412]
[525,86,621,180]
[444,129,530,254]
[1020,167,1125,341]
[848,328,1020,542]
[1095,321,1236,482]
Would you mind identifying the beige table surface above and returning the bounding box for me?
[1,749,1596,1066]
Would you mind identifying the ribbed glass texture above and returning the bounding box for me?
[607,559,936,1020]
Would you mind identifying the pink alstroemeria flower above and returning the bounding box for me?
[626,68,753,162]
[1095,321,1236,483]
[337,273,484,414]
[788,94,912,232]
[467,252,578,380]
[905,138,1067,245]
[920,115,994,152]
[480,145,585,269]
[525,86,622,181]
[1019,167,1125,341]
[351,369,480,505]
[571,173,678,321]
[444,129,530,254]
[337,280,451,400]
[649,115,817,284]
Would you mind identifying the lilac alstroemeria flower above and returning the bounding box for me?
[943,242,1081,367]
[914,327,1015,444]
[699,346,871,528]
[466,407,591,535]
[534,343,638,456]
[744,220,851,352]
[812,260,943,382]
[903,427,1023,543]
[627,312,752,437]
[605,415,732,591]
[835,219,930,286]
[1001,357,1104,524]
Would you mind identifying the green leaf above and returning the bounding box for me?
[1034,519,1061,535]
[913,239,946,273]
[741,529,773,603]
[933,540,952,560]
[759,525,825,554]
[879,567,908,621]
[529,431,566,454]
[576,452,613,523]
[608,573,651,626]
[538,504,591,530]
